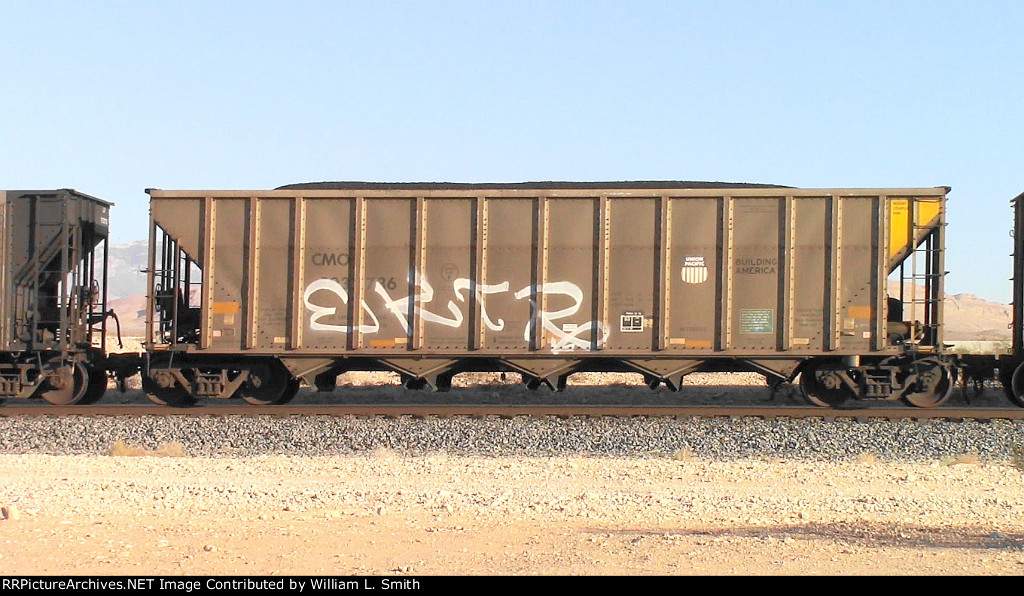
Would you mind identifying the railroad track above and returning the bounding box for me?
[1,403,1022,420]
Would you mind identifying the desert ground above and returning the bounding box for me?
[1,337,1022,576]
[2,442,1024,576]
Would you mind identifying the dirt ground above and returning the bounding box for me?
[0,339,1017,576]
[1,452,1023,576]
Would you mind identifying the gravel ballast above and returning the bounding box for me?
[1,414,1022,462]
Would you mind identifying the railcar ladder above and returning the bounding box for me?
[150,226,202,344]
[898,201,945,347]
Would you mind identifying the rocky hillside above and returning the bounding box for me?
[107,241,148,300]
[108,295,147,337]
[889,282,1012,341]
[943,293,1012,340]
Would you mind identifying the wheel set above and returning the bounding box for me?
[143,358,300,408]
[799,357,955,409]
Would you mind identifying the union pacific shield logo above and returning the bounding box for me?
[681,255,708,284]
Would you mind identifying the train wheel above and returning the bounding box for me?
[142,370,196,407]
[77,366,109,405]
[799,362,855,407]
[1008,363,1024,408]
[275,378,300,405]
[40,362,89,405]
[901,360,954,408]
[1000,365,1020,406]
[239,362,298,405]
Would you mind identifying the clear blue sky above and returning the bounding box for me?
[2,1,1021,302]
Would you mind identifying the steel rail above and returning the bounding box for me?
[1,404,1022,420]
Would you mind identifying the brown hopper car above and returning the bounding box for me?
[141,182,955,408]
[998,190,1024,405]
[0,189,116,404]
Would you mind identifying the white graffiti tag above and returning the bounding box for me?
[302,278,380,334]
[453,279,509,331]
[302,273,608,352]
[513,281,610,353]
[374,274,464,333]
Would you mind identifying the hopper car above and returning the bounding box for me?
[2,181,1021,409]
[0,189,130,405]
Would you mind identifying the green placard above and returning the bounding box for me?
[739,309,774,334]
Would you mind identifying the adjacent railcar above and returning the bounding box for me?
[0,189,113,404]
[998,190,1024,405]
[142,182,952,407]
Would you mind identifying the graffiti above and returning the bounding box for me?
[513,281,609,352]
[453,279,508,331]
[302,274,609,352]
[375,275,463,332]
[302,278,380,334]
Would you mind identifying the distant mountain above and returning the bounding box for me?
[106,241,148,300]
[108,295,147,337]
[888,283,1011,341]
[943,292,1012,341]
